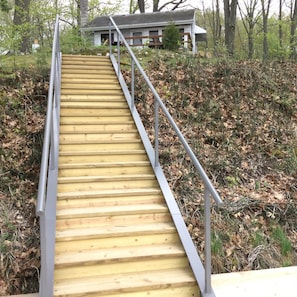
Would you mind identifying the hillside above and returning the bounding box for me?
[0,54,296,294]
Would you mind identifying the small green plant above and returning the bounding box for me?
[272,226,292,256]
[163,22,180,51]
[211,232,224,256]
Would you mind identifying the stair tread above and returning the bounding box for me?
[55,243,185,266]
[59,161,150,168]
[55,222,176,241]
[58,174,156,183]
[54,268,196,296]
[59,150,146,156]
[56,203,167,219]
[57,188,162,199]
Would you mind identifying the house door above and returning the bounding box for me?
[132,32,142,46]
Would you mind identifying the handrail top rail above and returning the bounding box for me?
[36,15,61,216]
[109,16,223,207]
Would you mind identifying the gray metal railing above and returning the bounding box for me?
[109,17,223,297]
[36,15,61,297]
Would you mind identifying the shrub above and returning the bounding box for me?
[163,22,180,51]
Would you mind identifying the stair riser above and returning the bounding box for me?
[57,179,159,193]
[59,166,153,177]
[56,213,171,230]
[56,195,165,209]
[54,258,190,281]
[59,124,137,133]
[59,143,144,151]
[55,233,181,253]
[59,133,139,142]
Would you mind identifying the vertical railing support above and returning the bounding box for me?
[109,20,112,56]
[131,58,135,110]
[117,36,120,77]
[154,98,159,168]
[204,188,212,294]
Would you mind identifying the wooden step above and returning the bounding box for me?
[60,88,124,95]
[59,142,144,151]
[53,268,199,297]
[60,108,130,117]
[60,101,127,109]
[60,116,133,125]
[56,193,165,209]
[57,177,158,192]
[60,94,125,101]
[58,162,153,177]
[57,188,162,200]
[56,203,168,220]
[58,150,148,163]
[61,82,121,90]
[55,231,181,253]
[59,123,137,133]
[55,244,185,267]
[59,133,139,143]
[55,222,177,241]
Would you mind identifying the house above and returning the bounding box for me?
[82,9,206,53]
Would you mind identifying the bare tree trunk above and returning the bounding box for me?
[238,0,259,59]
[223,0,238,56]
[80,0,88,27]
[279,0,283,50]
[138,0,145,12]
[14,0,31,53]
[261,0,271,62]
[290,0,297,60]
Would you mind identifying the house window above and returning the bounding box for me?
[132,32,142,45]
[149,30,160,47]
[101,33,114,45]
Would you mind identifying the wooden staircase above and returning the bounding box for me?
[54,54,200,297]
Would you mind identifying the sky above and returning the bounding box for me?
[119,0,287,16]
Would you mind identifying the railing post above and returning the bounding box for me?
[154,98,159,167]
[204,188,212,294]
[109,20,112,56]
[117,35,120,77]
[131,58,135,110]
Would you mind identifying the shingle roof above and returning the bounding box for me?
[85,9,196,31]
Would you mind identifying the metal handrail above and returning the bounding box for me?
[36,15,61,297]
[109,16,223,297]
[36,15,61,215]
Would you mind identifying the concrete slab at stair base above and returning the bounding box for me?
[212,266,297,297]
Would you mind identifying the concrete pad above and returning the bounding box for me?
[212,266,297,297]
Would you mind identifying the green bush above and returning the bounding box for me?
[163,22,180,51]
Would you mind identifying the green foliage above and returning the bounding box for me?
[272,226,292,257]
[0,0,10,12]
[163,22,180,51]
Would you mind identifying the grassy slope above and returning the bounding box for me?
[0,52,296,294]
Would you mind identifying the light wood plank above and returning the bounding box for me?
[55,222,176,241]
[55,232,181,253]
[56,203,167,219]
[54,257,190,281]
[55,244,185,267]
[53,268,197,297]
[57,188,162,200]
[59,132,139,143]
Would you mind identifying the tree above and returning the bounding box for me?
[290,0,297,59]
[163,22,180,50]
[14,0,31,53]
[260,0,272,61]
[0,0,10,12]
[79,0,88,27]
[223,0,238,56]
[238,0,261,59]
[153,0,187,12]
[138,0,145,12]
